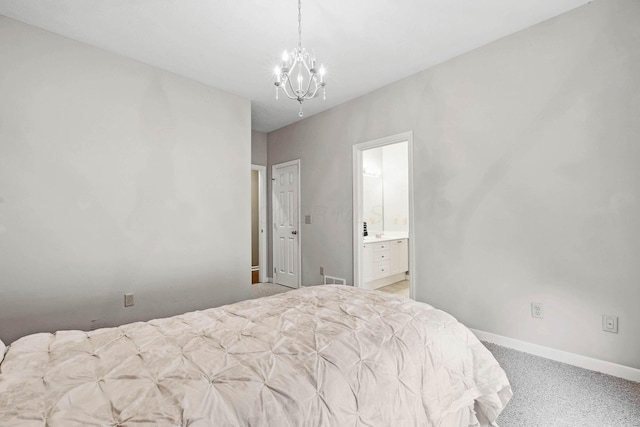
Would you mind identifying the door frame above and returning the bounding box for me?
[271,159,302,288]
[251,164,268,283]
[352,131,416,299]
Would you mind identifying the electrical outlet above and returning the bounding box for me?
[531,302,543,319]
[602,315,618,333]
[124,293,134,307]
[305,215,312,224]
[320,266,325,276]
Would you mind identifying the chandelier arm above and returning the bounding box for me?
[307,83,320,99]
[295,51,316,99]
[281,90,301,101]
[279,80,298,100]
[283,76,301,99]
[277,77,289,96]
[302,52,317,76]
[301,75,317,99]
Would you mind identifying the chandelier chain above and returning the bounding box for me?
[298,0,302,50]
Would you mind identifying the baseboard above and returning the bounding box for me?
[470,328,640,383]
[266,277,273,283]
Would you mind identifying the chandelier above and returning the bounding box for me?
[273,0,326,117]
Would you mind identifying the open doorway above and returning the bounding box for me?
[251,165,267,284]
[353,132,415,299]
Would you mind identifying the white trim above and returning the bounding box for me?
[251,165,268,283]
[271,159,302,289]
[471,328,640,383]
[352,132,416,300]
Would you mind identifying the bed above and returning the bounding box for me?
[0,285,511,426]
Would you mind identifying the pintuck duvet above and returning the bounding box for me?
[0,285,511,426]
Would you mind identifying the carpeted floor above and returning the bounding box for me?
[485,342,640,427]
[250,282,293,298]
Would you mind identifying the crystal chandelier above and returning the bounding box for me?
[273,0,326,117]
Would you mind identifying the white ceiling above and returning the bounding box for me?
[0,0,590,133]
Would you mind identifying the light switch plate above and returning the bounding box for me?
[124,293,134,307]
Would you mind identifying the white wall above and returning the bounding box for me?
[268,0,640,369]
[251,170,260,267]
[0,17,252,344]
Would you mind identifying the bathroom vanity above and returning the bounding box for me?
[362,234,408,290]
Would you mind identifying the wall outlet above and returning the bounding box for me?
[320,266,325,276]
[305,215,312,224]
[602,315,618,333]
[531,302,544,319]
[124,293,134,307]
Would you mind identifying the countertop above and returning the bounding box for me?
[363,232,408,244]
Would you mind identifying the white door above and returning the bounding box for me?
[272,160,300,288]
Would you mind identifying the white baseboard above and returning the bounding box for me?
[470,328,640,383]
[266,277,273,284]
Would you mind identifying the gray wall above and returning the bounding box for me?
[0,17,252,344]
[251,130,267,166]
[268,0,640,369]
[251,170,259,266]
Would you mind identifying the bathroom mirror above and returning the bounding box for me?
[362,141,409,236]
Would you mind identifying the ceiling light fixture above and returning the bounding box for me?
[273,0,326,117]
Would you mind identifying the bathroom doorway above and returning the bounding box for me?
[353,132,415,299]
[251,165,267,284]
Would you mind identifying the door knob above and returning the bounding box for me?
[291,230,298,235]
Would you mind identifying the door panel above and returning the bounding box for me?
[273,162,299,288]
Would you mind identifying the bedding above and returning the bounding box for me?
[0,285,511,426]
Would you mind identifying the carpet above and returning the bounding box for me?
[485,342,640,427]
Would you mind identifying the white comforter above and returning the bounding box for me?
[0,285,511,426]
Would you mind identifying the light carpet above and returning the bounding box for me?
[250,282,293,298]
[485,342,640,427]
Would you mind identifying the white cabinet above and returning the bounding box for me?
[362,238,408,289]
[362,243,373,282]
[390,239,408,275]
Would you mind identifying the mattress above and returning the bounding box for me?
[0,285,511,426]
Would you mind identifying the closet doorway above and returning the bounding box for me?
[251,165,267,284]
[353,132,415,299]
